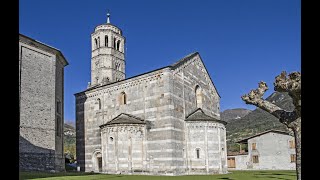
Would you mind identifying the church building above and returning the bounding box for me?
[75,13,227,175]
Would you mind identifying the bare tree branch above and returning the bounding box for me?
[274,71,301,116]
[242,81,282,117]
[241,81,298,126]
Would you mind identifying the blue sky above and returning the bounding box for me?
[19,0,301,122]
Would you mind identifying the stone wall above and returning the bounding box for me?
[186,122,227,174]
[19,41,56,171]
[227,155,249,170]
[228,132,296,170]
[101,124,146,173]
[247,132,296,170]
[55,57,65,171]
[170,54,226,174]
[19,35,67,172]
[76,67,173,172]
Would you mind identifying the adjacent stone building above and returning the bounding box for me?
[75,14,227,175]
[227,130,296,170]
[19,34,69,172]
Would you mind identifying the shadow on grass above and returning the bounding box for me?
[253,176,291,180]
[217,178,235,180]
[252,171,296,180]
[255,172,296,177]
[19,171,99,180]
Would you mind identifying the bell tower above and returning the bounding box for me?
[90,12,126,87]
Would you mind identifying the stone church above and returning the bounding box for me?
[75,14,227,175]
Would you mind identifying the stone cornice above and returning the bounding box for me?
[19,34,69,66]
[75,67,170,99]
[19,33,69,67]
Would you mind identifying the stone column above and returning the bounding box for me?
[205,122,209,173]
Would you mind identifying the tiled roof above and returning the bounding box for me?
[236,129,291,144]
[185,108,227,125]
[100,113,145,128]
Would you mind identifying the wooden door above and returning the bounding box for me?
[227,157,236,168]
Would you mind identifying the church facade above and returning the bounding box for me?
[75,14,227,175]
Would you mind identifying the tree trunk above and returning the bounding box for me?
[291,117,301,180]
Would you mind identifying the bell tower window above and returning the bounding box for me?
[105,35,108,47]
[117,40,121,51]
[94,38,98,49]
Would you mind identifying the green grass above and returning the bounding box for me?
[20,170,296,180]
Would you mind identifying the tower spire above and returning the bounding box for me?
[107,10,110,24]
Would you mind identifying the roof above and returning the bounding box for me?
[99,113,145,128]
[185,108,227,125]
[236,129,291,144]
[75,52,220,97]
[19,33,69,66]
[227,152,248,156]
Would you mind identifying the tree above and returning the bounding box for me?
[241,71,301,180]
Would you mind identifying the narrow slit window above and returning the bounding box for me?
[196,149,200,159]
[97,98,101,110]
[195,85,203,108]
[119,92,127,105]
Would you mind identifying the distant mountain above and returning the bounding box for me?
[65,120,75,127]
[64,123,76,159]
[226,92,294,152]
[221,108,252,122]
[64,123,75,137]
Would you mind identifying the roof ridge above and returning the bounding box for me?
[186,108,213,119]
[99,113,145,128]
[236,129,291,143]
[170,52,199,69]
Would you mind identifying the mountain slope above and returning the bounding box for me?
[226,92,294,152]
[221,108,252,122]
[64,122,76,159]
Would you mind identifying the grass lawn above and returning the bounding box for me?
[20,170,296,180]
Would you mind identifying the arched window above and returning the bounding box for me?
[113,38,116,49]
[94,38,98,49]
[97,37,100,48]
[97,98,101,110]
[196,148,200,159]
[119,92,127,105]
[105,35,108,47]
[195,85,203,108]
[117,40,121,51]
